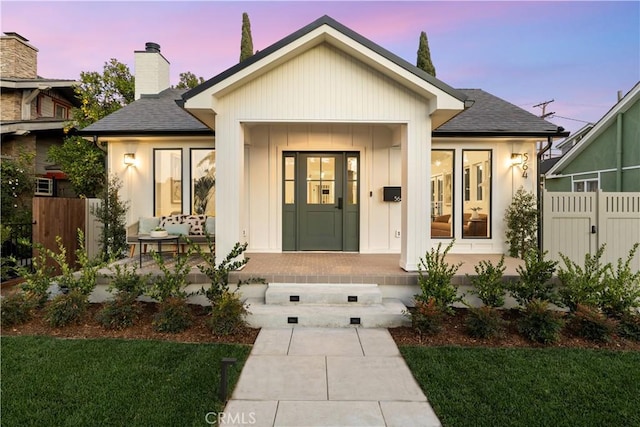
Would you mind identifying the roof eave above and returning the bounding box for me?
[433,130,570,138]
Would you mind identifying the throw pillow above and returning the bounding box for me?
[183,215,207,235]
[164,223,190,236]
[139,217,160,234]
[205,217,215,235]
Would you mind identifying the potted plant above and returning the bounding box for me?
[150,227,168,238]
[470,207,482,219]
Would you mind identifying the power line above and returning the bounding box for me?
[551,115,594,124]
[533,99,555,119]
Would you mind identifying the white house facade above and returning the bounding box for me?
[84,16,566,271]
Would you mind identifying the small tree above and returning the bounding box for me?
[504,187,538,259]
[416,31,436,77]
[240,12,254,62]
[92,175,129,261]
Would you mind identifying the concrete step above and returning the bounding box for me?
[245,297,410,328]
[265,283,383,305]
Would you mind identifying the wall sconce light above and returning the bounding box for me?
[510,153,523,166]
[123,153,136,166]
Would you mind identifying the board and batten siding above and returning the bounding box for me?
[213,42,435,262]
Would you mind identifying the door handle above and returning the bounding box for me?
[336,197,343,210]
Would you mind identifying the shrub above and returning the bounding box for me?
[510,249,558,307]
[208,291,249,335]
[195,240,251,303]
[152,297,192,333]
[44,290,88,327]
[1,292,36,326]
[13,242,54,308]
[568,304,617,343]
[146,247,194,303]
[618,314,640,341]
[601,243,640,318]
[504,187,538,259]
[465,306,507,339]
[558,244,609,313]
[517,299,563,344]
[106,262,150,297]
[95,292,142,330]
[415,241,462,314]
[468,255,507,308]
[409,298,444,336]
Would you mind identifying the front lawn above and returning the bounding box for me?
[1,336,251,426]
[401,346,640,427]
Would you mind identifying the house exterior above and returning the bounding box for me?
[0,32,80,197]
[545,81,640,192]
[83,16,566,271]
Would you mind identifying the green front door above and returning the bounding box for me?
[283,152,359,251]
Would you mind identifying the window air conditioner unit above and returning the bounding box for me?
[34,177,53,196]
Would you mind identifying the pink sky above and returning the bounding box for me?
[2,1,638,135]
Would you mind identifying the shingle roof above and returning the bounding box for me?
[434,89,567,137]
[80,88,212,136]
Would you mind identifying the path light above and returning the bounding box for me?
[219,358,237,401]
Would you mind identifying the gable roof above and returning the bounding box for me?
[182,15,466,104]
[433,89,568,137]
[546,81,640,176]
[80,88,212,136]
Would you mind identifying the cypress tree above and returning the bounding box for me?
[240,12,254,62]
[416,31,436,77]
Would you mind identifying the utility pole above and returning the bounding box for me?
[533,99,555,119]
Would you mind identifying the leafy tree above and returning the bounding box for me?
[175,71,205,89]
[416,31,436,77]
[240,12,254,62]
[69,58,134,130]
[47,136,105,197]
[504,187,538,258]
[0,150,34,223]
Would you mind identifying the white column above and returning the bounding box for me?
[214,117,244,263]
[400,120,431,271]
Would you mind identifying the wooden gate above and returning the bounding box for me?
[543,191,640,270]
[33,197,101,271]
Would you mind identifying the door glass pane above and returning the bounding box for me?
[347,156,358,205]
[285,157,295,180]
[285,181,295,204]
[307,157,321,180]
[191,149,215,216]
[306,156,335,204]
[154,149,182,216]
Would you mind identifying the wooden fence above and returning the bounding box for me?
[543,191,640,271]
[33,198,101,271]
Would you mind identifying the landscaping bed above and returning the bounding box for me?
[2,298,259,345]
[390,307,640,351]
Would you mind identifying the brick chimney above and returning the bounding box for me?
[0,32,38,79]
[134,42,170,100]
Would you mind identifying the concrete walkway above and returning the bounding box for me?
[221,328,441,427]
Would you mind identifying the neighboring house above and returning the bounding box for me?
[545,82,639,192]
[83,16,567,270]
[0,32,80,197]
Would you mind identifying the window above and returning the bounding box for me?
[430,150,454,238]
[284,156,295,204]
[346,156,358,205]
[573,179,598,192]
[191,149,215,215]
[462,150,491,238]
[154,149,182,216]
[54,102,69,119]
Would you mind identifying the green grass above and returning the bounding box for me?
[1,336,251,426]
[401,346,640,427]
